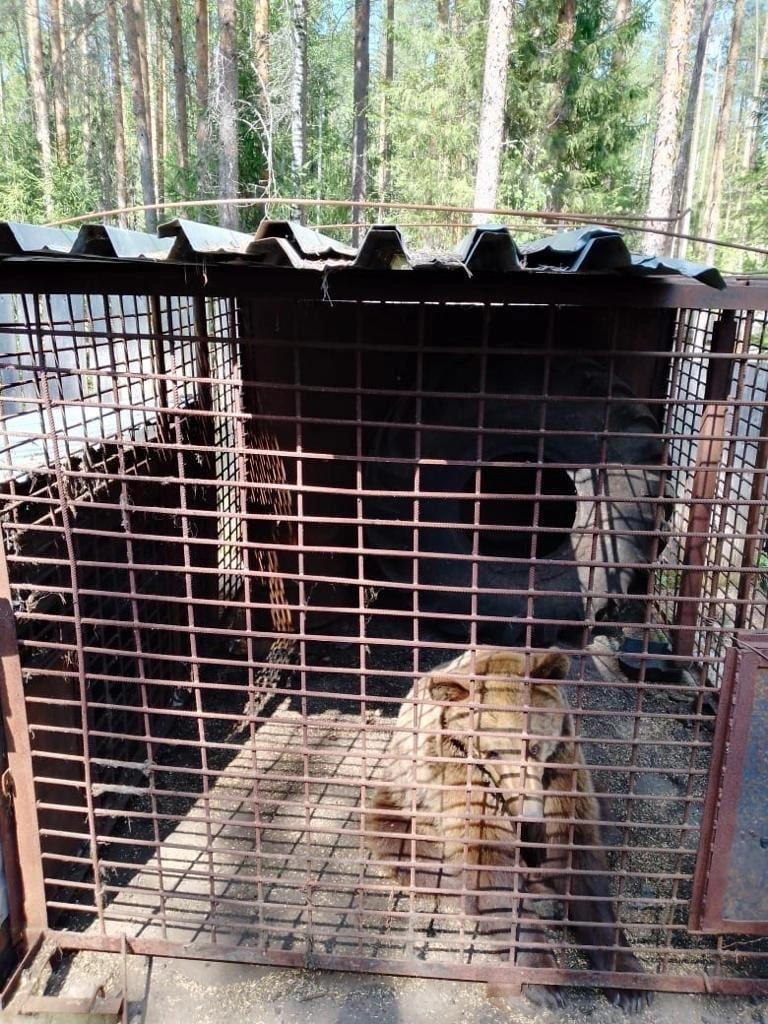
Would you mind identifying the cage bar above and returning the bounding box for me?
[1,235,767,1001]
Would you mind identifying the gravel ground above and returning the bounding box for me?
[4,945,768,1024]
[4,629,766,1023]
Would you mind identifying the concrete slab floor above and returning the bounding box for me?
[4,947,768,1024]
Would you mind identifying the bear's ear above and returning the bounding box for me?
[530,651,570,680]
[428,675,471,703]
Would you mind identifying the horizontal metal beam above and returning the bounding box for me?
[1,255,767,308]
[48,930,768,996]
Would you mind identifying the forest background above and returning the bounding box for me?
[1,0,766,272]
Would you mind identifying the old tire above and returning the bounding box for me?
[364,356,664,647]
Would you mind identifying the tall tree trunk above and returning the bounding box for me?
[611,0,632,70]
[11,0,30,82]
[613,0,631,25]
[136,0,152,140]
[253,0,270,189]
[643,0,695,254]
[0,51,6,122]
[670,0,715,248]
[676,38,708,260]
[154,9,166,207]
[123,0,157,231]
[697,49,721,212]
[437,0,449,29]
[472,0,514,221]
[351,0,370,243]
[554,0,577,66]
[743,8,768,172]
[78,2,93,168]
[196,0,210,186]
[254,0,269,105]
[702,0,745,263]
[217,0,239,228]
[49,0,68,159]
[377,0,394,218]
[546,0,577,211]
[169,0,190,177]
[94,15,112,213]
[24,0,54,215]
[289,0,307,219]
[106,2,129,226]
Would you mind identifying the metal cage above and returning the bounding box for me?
[1,224,767,1004]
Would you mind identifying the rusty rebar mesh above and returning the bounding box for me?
[1,287,768,994]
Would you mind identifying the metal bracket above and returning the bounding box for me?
[19,985,124,1018]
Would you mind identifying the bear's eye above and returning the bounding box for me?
[485,750,501,761]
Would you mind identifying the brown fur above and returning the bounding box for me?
[365,648,651,1012]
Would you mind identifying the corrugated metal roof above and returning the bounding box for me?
[71,223,174,258]
[0,221,78,253]
[0,217,727,288]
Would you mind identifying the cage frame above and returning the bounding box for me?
[1,248,768,1002]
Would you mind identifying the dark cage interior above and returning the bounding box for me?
[1,249,768,1003]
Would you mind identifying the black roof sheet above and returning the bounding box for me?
[0,217,728,288]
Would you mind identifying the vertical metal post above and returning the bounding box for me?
[191,293,220,629]
[0,543,47,942]
[674,312,738,660]
[734,399,768,629]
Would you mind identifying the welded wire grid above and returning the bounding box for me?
[1,287,767,994]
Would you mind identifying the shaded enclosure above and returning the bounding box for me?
[1,221,767,1001]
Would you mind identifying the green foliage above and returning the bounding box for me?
[734,160,768,274]
[0,7,45,222]
[501,0,651,212]
[50,149,103,221]
[0,0,761,259]
[236,15,269,229]
[758,549,768,594]
[302,0,356,219]
[381,1,483,210]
